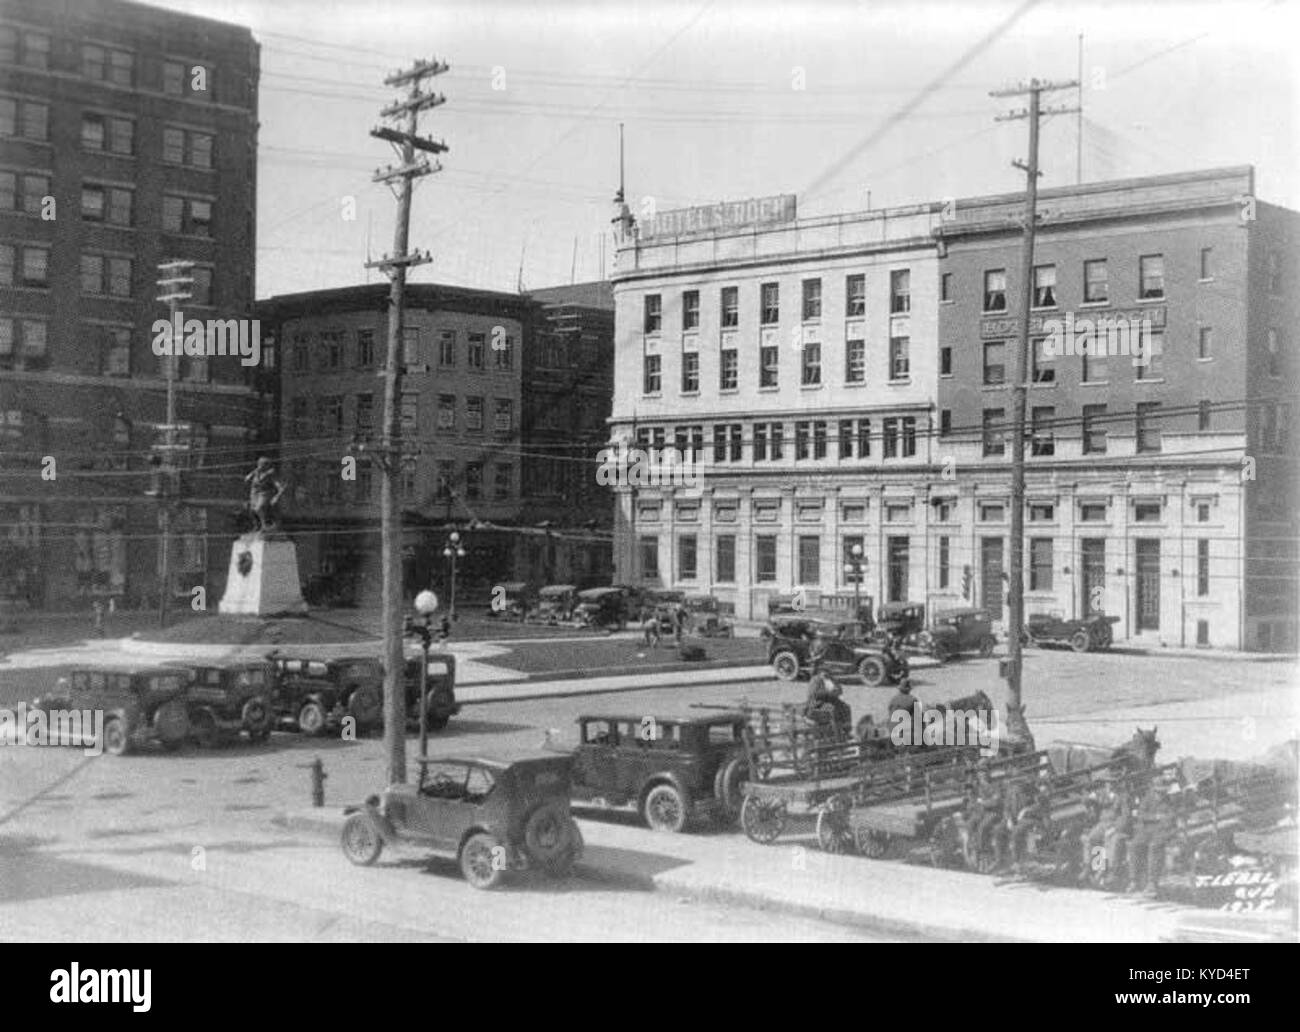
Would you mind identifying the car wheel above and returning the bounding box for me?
[858,655,887,687]
[340,813,383,866]
[642,783,688,833]
[1071,629,1092,653]
[102,717,130,756]
[191,709,219,749]
[713,756,748,823]
[424,692,453,731]
[241,697,272,739]
[978,636,997,658]
[297,700,328,736]
[346,685,382,729]
[544,821,584,878]
[930,642,951,663]
[772,650,800,682]
[524,804,571,864]
[459,832,505,890]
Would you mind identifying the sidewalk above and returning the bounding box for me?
[277,805,1206,943]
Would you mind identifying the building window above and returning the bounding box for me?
[190,267,212,305]
[356,393,374,432]
[679,289,700,331]
[1029,539,1053,591]
[494,464,512,500]
[292,336,310,373]
[464,462,482,500]
[844,339,865,383]
[467,332,485,369]
[430,329,452,367]
[720,347,738,390]
[1198,399,1212,432]
[13,244,48,287]
[644,294,662,333]
[1030,406,1055,456]
[1082,403,1108,455]
[769,423,784,460]
[494,398,513,433]
[720,286,738,327]
[753,423,768,461]
[812,421,827,459]
[1133,501,1162,523]
[937,536,951,588]
[1,27,50,69]
[759,344,779,388]
[1136,401,1162,452]
[755,536,777,583]
[716,535,736,583]
[638,536,660,580]
[794,421,810,461]
[1135,332,1163,380]
[465,396,483,431]
[317,395,344,434]
[400,392,420,435]
[882,418,898,459]
[1199,247,1213,280]
[801,342,822,386]
[983,409,1005,457]
[356,329,375,368]
[0,97,49,141]
[1031,337,1055,382]
[1196,502,1211,523]
[492,332,515,370]
[940,346,952,376]
[437,394,455,430]
[1197,539,1210,596]
[1029,502,1054,522]
[1080,332,1112,374]
[1079,502,1107,522]
[754,501,780,523]
[983,269,1007,312]
[83,114,134,156]
[940,409,951,436]
[643,354,661,394]
[161,194,209,235]
[83,45,134,86]
[884,269,908,314]
[979,503,1005,522]
[801,279,822,321]
[678,535,698,580]
[434,462,453,501]
[889,336,910,379]
[940,272,954,302]
[1195,325,1213,361]
[1082,258,1108,303]
[846,273,865,316]
[797,536,820,586]
[322,331,343,371]
[1139,254,1164,299]
[83,184,133,226]
[886,536,909,602]
[760,282,780,324]
[681,350,700,392]
[1032,264,1057,308]
[983,341,1006,385]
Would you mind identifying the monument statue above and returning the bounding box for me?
[244,457,285,534]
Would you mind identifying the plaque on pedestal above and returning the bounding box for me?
[218,534,308,616]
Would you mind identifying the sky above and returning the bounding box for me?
[143,0,1300,299]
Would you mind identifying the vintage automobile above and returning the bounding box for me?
[767,612,909,687]
[402,649,460,731]
[183,662,275,746]
[32,665,192,755]
[572,587,630,631]
[683,594,734,637]
[556,712,751,832]
[340,754,584,889]
[487,581,533,620]
[269,654,384,735]
[1023,611,1120,653]
[532,584,578,623]
[870,602,936,654]
[928,607,999,660]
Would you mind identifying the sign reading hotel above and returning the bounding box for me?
[639,194,797,240]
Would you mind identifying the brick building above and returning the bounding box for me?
[0,0,265,610]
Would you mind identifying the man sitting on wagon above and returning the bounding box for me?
[1007,769,1055,875]
[805,670,852,739]
[962,768,1005,868]
[1126,771,1183,896]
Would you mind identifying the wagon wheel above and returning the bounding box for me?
[854,827,891,859]
[740,795,787,845]
[928,817,963,868]
[815,796,853,854]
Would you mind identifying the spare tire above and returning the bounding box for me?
[524,803,572,864]
[713,756,748,822]
[346,684,382,728]
[241,696,271,737]
[152,699,190,746]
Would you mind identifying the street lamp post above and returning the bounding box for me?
[411,589,439,757]
[843,544,867,623]
[442,531,466,622]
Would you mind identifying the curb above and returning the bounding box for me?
[460,671,771,704]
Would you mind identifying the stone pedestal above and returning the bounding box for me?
[218,534,308,616]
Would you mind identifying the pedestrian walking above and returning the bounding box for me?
[641,607,661,648]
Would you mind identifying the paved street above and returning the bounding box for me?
[1,644,1294,941]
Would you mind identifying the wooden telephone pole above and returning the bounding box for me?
[990,78,1078,733]
[368,58,448,786]
[154,259,194,628]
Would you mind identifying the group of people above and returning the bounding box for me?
[961,767,1055,875]
[640,603,689,648]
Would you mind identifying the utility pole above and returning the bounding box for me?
[367,58,448,786]
[154,260,194,628]
[990,78,1078,738]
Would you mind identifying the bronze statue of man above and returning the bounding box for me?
[245,456,285,533]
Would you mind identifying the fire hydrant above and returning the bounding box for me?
[310,757,327,807]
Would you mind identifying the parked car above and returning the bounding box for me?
[572,587,631,631]
[402,649,459,731]
[32,665,192,755]
[928,607,999,660]
[488,581,533,620]
[340,754,584,889]
[1023,611,1120,653]
[871,602,933,653]
[183,661,275,746]
[269,655,384,735]
[766,613,908,687]
[683,594,734,637]
[557,712,751,832]
[532,584,578,623]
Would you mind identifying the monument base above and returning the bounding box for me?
[218,534,308,616]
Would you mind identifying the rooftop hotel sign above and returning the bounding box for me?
[639,194,797,240]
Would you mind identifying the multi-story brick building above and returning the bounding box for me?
[0,0,264,610]
[609,169,1297,650]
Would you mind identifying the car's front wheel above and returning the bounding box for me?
[341,813,382,866]
[1070,629,1092,653]
[642,783,688,833]
[460,832,505,889]
[297,700,328,736]
[102,717,130,756]
[772,650,800,682]
[858,655,887,687]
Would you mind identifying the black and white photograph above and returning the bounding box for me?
[1,0,1297,962]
